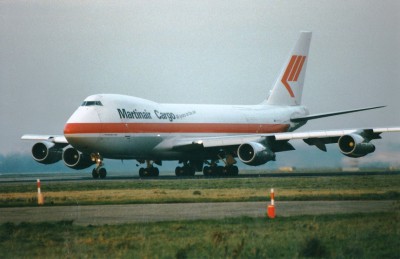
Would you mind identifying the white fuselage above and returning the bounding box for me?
[64,94,309,160]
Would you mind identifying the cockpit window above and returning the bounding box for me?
[81,101,103,106]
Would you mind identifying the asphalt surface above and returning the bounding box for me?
[0,201,396,226]
[1,170,398,184]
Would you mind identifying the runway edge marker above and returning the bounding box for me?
[267,188,275,219]
[37,179,44,206]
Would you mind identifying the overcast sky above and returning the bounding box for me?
[1,0,399,155]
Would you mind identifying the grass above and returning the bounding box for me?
[1,174,400,206]
[0,212,399,258]
[1,173,399,257]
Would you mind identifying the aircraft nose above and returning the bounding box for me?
[64,106,101,135]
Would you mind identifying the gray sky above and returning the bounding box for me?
[1,0,399,155]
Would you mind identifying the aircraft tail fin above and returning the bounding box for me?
[266,31,312,106]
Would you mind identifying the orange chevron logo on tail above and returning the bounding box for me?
[281,55,306,97]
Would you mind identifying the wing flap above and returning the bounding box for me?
[373,127,400,133]
[273,130,357,141]
[172,135,265,150]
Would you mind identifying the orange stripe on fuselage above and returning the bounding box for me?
[64,123,290,134]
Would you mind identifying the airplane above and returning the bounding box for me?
[22,31,400,179]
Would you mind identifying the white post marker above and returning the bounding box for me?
[271,188,275,206]
[37,179,44,205]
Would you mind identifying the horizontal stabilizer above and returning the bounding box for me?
[290,106,386,123]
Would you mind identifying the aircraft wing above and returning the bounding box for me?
[21,134,69,144]
[171,127,400,153]
[273,127,400,151]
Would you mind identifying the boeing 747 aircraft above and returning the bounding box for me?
[22,32,400,178]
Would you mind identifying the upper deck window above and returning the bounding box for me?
[81,101,103,106]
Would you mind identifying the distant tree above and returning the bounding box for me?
[0,153,72,173]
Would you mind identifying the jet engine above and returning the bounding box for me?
[237,142,276,166]
[338,134,375,158]
[62,147,94,170]
[31,142,63,164]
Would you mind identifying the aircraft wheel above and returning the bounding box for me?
[139,168,145,177]
[203,166,212,176]
[186,166,195,176]
[143,169,151,177]
[215,166,224,176]
[92,168,99,179]
[99,168,107,179]
[176,166,195,176]
[175,166,183,176]
[140,167,159,177]
[223,165,239,176]
[231,166,239,176]
[152,167,159,177]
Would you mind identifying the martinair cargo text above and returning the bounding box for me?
[22,32,400,178]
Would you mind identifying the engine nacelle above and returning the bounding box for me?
[237,142,276,166]
[338,134,375,158]
[32,142,63,164]
[62,147,94,170]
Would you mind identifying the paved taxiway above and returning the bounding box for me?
[1,170,398,184]
[0,201,396,226]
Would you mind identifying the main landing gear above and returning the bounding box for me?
[175,161,196,176]
[138,160,160,177]
[203,164,239,176]
[88,154,239,179]
[91,153,107,179]
[203,154,239,176]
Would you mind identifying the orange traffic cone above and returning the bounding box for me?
[267,188,275,218]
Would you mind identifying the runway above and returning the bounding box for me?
[0,200,396,226]
[1,170,398,184]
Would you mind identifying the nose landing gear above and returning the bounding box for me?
[91,153,107,179]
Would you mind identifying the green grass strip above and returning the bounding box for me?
[0,212,399,258]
